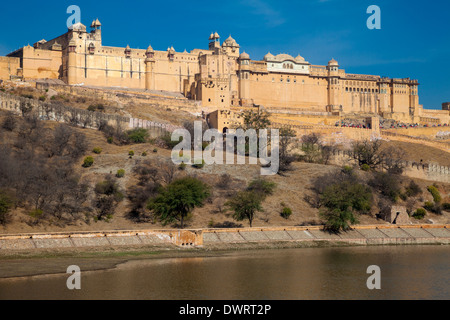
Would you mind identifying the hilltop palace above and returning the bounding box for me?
[1,19,449,132]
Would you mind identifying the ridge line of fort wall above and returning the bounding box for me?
[0,91,181,135]
[0,225,448,250]
[328,146,450,183]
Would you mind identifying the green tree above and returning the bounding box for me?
[126,128,149,143]
[319,181,372,232]
[225,190,262,227]
[147,176,210,228]
[427,185,441,203]
[247,178,276,198]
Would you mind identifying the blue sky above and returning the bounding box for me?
[1,0,449,109]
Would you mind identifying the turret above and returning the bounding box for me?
[67,36,77,85]
[208,32,221,51]
[167,46,175,61]
[90,18,102,42]
[145,44,155,90]
[238,52,251,103]
[327,59,341,112]
[327,59,339,76]
[222,35,240,58]
[125,45,131,58]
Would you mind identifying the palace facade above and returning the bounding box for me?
[1,18,448,128]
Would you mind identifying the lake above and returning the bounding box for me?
[0,245,448,299]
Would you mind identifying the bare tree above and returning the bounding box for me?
[351,139,385,170]
[2,112,17,131]
[278,126,297,173]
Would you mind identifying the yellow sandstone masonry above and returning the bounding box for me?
[1,19,449,131]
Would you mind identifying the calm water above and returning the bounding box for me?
[0,245,448,300]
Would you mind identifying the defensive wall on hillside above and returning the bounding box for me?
[0,225,448,251]
[0,91,181,135]
[34,81,202,110]
[329,148,450,183]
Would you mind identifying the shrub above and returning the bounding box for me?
[342,166,353,175]
[247,178,276,198]
[423,201,442,215]
[116,169,125,178]
[153,148,158,153]
[142,152,147,157]
[427,185,441,203]
[2,113,16,131]
[107,137,113,144]
[95,178,124,200]
[280,207,292,219]
[39,95,46,102]
[216,173,232,189]
[369,172,401,202]
[442,203,450,211]
[192,159,205,169]
[92,147,102,154]
[202,141,210,150]
[128,150,135,157]
[29,209,44,219]
[360,164,370,171]
[82,156,94,168]
[412,208,426,220]
[126,128,149,143]
[88,104,105,112]
[159,131,182,149]
[178,162,187,170]
[405,180,422,197]
[423,201,433,210]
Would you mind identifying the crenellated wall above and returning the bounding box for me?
[329,147,450,183]
[0,91,181,134]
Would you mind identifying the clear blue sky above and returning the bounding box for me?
[1,0,449,109]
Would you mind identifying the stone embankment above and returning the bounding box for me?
[0,225,448,251]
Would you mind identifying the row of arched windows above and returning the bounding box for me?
[346,87,379,93]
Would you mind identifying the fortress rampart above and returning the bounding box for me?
[0,91,180,134]
[328,146,450,183]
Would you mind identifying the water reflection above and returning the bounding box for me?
[0,246,448,300]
